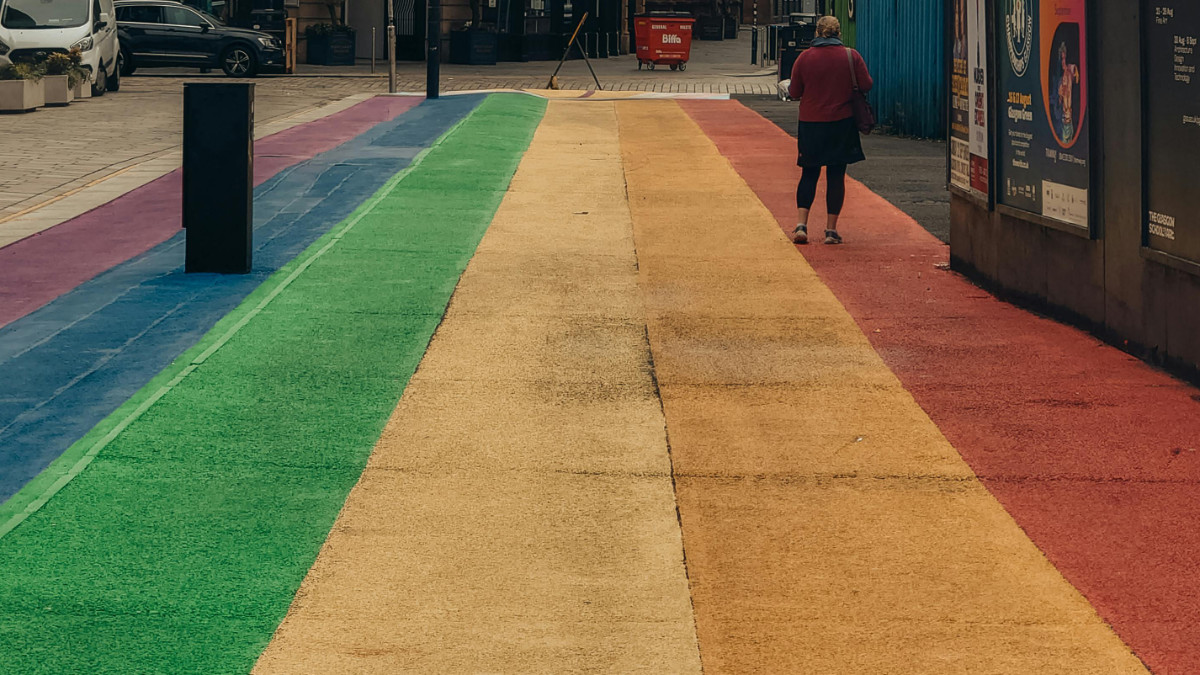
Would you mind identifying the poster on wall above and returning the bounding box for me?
[968,0,990,194]
[996,0,1090,228]
[1144,3,1200,264]
[951,0,971,191]
[950,0,990,197]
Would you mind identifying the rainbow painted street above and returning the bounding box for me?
[2,92,1199,673]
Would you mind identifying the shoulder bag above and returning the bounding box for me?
[846,47,876,134]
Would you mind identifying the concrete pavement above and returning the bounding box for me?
[689,98,1200,674]
[255,101,701,672]
[622,100,1142,673]
[251,98,1148,672]
[0,35,771,251]
[0,79,380,223]
[3,91,1198,672]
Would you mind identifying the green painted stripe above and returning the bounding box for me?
[0,99,480,541]
[0,141,408,541]
[0,94,546,673]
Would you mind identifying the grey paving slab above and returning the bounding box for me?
[0,79,382,221]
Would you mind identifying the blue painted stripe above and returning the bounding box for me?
[0,95,484,502]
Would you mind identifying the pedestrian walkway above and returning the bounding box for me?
[256,100,702,673]
[1,92,1197,673]
[0,83,379,226]
[618,101,1140,673]
[0,96,417,327]
[0,95,460,506]
[685,100,1200,674]
[0,35,772,242]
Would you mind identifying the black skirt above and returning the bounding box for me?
[796,117,865,168]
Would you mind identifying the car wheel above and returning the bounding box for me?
[91,64,107,97]
[221,46,257,77]
[119,49,135,76]
[108,59,121,92]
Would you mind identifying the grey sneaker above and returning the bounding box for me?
[824,229,843,245]
[792,225,808,245]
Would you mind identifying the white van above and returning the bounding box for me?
[0,0,121,95]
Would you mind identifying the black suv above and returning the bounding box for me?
[114,0,282,77]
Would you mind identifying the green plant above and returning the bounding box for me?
[0,62,45,82]
[305,22,354,37]
[42,52,83,88]
[68,48,89,89]
[54,48,88,88]
[43,52,72,75]
[42,51,87,88]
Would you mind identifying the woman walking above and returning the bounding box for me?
[787,16,873,245]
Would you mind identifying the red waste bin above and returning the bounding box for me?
[634,14,695,71]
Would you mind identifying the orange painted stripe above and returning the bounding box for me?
[617,99,1146,672]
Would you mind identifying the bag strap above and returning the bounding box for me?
[845,47,859,92]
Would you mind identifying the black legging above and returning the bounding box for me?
[796,164,848,216]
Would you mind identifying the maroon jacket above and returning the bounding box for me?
[788,42,873,122]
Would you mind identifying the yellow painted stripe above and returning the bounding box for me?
[253,100,702,673]
[616,100,1147,673]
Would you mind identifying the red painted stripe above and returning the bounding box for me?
[0,96,422,329]
[681,99,1200,674]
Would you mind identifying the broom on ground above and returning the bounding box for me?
[547,13,602,90]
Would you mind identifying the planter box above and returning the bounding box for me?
[498,33,523,62]
[306,30,356,66]
[0,79,45,113]
[697,16,725,40]
[450,30,497,65]
[74,78,93,99]
[497,33,555,62]
[44,75,73,107]
[523,33,556,61]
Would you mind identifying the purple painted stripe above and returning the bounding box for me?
[0,96,422,329]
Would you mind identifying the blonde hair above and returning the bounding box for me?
[816,15,841,38]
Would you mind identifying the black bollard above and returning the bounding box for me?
[183,82,254,274]
[427,0,440,99]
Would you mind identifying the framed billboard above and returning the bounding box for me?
[1143,3,1200,267]
[950,0,991,199]
[996,0,1090,230]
